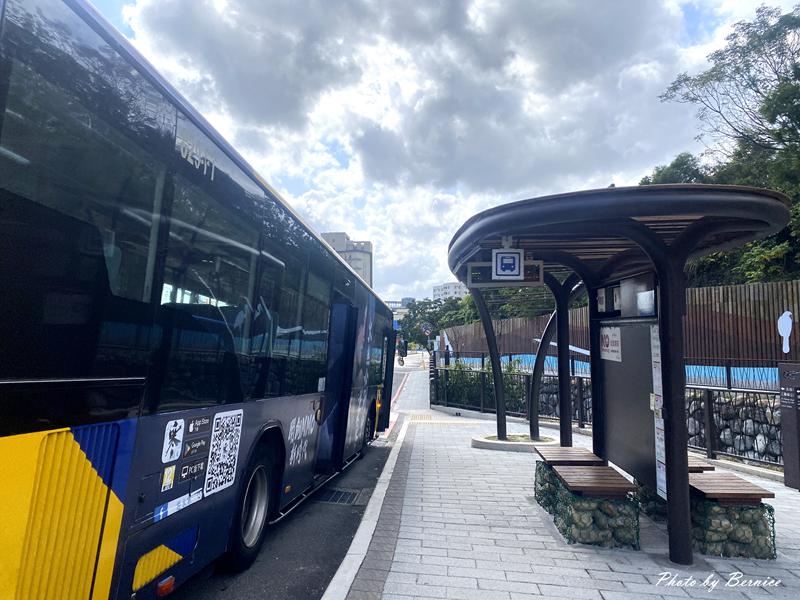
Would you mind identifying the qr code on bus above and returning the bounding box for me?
[203,409,244,497]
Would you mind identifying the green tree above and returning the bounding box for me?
[475,287,557,320]
[653,5,800,285]
[662,5,800,155]
[710,139,800,282]
[639,152,709,185]
[397,287,562,343]
[640,146,800,285]
[398,298,439,346]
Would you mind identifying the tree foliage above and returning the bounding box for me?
[647,4,800,286]
[662,5,800,155]
[398,286,565,341]
[398,297,475,346]
[640,144,800,285]
[639,152,709,185]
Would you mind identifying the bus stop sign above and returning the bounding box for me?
[492,249,524,280]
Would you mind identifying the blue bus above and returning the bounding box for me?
[0,0,394,598]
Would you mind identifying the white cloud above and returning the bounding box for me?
[119,0,789,299]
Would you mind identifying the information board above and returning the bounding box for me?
[779,363,800,490]
[466,260,544,288]
[600,326,622,362]
[601,320,658,488]
[650,325,667,500]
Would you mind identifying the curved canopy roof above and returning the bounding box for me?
[449,184,790,287]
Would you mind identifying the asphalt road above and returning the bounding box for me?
[171,360,415,600]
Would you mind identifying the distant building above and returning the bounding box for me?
[385,300,409,328]
[401,297,415,308]
[432,281,469,301]
[321,232,373,287]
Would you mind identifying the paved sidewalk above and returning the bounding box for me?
[344,371,800,600]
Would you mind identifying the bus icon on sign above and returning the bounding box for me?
[492,249,524,280]
[500,256,516,272]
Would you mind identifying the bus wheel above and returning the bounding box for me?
[222,450,274,572]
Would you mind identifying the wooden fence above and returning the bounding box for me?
[444,310,589,357]
[443,280,800,362]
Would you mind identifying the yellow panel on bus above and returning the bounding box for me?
[0,429,122,600]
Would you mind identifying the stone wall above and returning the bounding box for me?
[686,389,782,464]
[539,377,592,423]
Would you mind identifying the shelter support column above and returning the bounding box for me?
[531,277,583,442]
[470,288,507,440]
[530,315,553,440]
[555,287,572,447]
[658,259,693,565]
[588,289,605,459]
[545,273,573,447]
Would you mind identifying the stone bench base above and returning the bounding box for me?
[534,461,560,514]
[691,498,776,559]
[553,487,640,549]
[636,481,667,520]
[535,461,640,549]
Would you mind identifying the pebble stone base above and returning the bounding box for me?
[553,487,640,550]
[636,481,668,520]
[533,461,559,514]
[534,461,640,549]
[691,497,776,559]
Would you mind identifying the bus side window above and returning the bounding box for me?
[298,269,332,393]
[156,174,258,410]
[247,254,283,399]
[0,39,174,380]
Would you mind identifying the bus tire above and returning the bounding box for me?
[221,448,274,572]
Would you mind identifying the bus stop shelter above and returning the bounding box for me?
[447,184,789,564]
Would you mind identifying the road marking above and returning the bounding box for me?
[320,418,410,600]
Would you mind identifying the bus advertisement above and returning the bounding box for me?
[0,0,395,598]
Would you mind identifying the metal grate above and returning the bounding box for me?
[315,488,360,505]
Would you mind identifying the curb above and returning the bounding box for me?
[431,405,593,436]
[320,418,410,600]
[470,435,557,453]
[430,405,528,423]
[378,373,410,440]
[701,453,784,483]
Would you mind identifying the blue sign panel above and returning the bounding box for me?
[492,249,524,280]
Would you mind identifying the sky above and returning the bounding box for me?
[90,0,797,301]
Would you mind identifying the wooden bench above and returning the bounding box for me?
[689,472,774,504]
[552,465,637,498]
[534,446,608,514]
[687,455,715,473]
[533,445,605,466]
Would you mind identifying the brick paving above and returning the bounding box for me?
[347,370,800,599]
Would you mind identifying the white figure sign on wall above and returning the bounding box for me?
[778,311,793,354]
